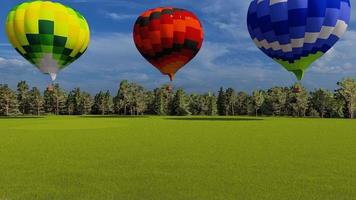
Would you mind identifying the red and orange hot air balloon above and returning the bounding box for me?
[133,7,204,81]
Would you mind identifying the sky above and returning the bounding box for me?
[0,0,356,94]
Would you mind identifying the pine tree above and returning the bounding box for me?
[309,89,334,118]
[252,90,265,116]
[337,78,356,118]
[152,86,172,115]
[0,84,20,116]
[130,83,147,115]
[265,87,287,116]
[79,92,92,115]
[104,91,114,115]
[236,92,249,115]
[28,87,43,115]
[92,91,104,115]
[43,84,67,115]
[92,91,113,115]
[171,88,190,116]
[206,93,217,116]
[188,94,204,115]
[288,85,308,117]
[113,80,129,115]
[217,87,227,116]
[17,81,30,115]
[225,88,237,116]
[66,88,82,115]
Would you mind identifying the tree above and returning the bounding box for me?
[43,84,67,115]
[17,81,30,115]
[145,90,155,115]
[27,87,43,115]
[309,89,334,118]
[265,87,287,116]
[113,80,130,115]
[0,84,20,116]
[79,92,93,115]
[92,91,104,115]
[92,91,113,115]
[217,87,227,116]
[288,85,308,117]
[188,94,205,115]
[252,90,264,116]
[66,88,82,115]
[330,93,346,118]
[171,88,190,116]
[206,93,217,116]
[128,83,146,115]
[114,81,147,115]
[235,92,249,115]
[152,85,172,115]
[153,88,166,115]
[225,88,237,116]
[337,78,356,118]
[104,91,113,114]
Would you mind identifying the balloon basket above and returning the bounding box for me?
[166,84,174,93]
[47,84,54,92]
[292,86,302,94]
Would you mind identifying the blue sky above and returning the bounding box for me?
[0,0,356,94]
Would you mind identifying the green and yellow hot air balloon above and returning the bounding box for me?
[6,0,90,81]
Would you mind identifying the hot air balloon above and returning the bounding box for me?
[247,0,351,81]
[6,1,90,81]
[133,7,204,82]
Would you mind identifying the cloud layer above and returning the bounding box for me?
[0,0,355,94]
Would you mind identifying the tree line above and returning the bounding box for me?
[1,78,356,118]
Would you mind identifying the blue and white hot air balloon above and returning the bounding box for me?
[247,0,351,80]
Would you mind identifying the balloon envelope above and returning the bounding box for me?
[133,7,204,81]
[6,0,90,81]
[247,0,351,80]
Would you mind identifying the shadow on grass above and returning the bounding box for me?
[0,116,44,119]
[165,117,263,121]
[80,115,149,119]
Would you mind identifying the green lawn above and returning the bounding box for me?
[1,116,356,200]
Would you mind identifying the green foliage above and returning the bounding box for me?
[0,84,20,116]
[188,93,217,116]
[217,87,227,116]
[309,89,335,118]
[252,90,265,116]
[27,87,43,115]
[114,80,147,115]
[235,92,249,115]
[337,78,356,118]
[92,91,113,115]
[264,87,288,116]
[1,78,356,118]
[80,92,93,115]
[287,85,308,117]
[17,81,30,114]
[43,84,67,115]
[171,88,190,116]
[225,88,237,116]
[206,93,218,116]
[151,85,172,115]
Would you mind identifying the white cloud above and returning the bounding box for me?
[311,30,356,74]
[104,12,136,21]
[0,57,28,68]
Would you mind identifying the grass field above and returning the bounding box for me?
[1,116,356,200]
